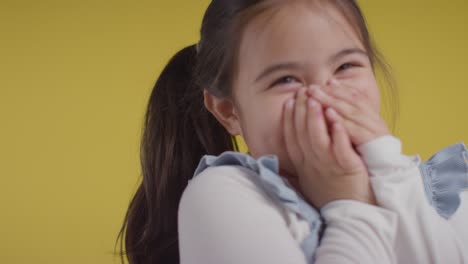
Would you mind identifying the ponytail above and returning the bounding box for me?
[116,45,238,264]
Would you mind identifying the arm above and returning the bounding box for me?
[178,165,398,264]
[316,200,397,264]
[358,135,468,263]
[304,77,467,262]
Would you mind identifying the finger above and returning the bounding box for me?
[326,79,370,106]
[310,86,378,132]
[330,122,362,170]
[308,84,357,113]
[294,88,308,163]
[325,107,374,146]
[309,86,356,117]
[283,96,302,165]
[323,106,343,124]
[306,96,330,153]
[326,80,380,120]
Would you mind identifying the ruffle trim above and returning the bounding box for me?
[419,143,468,219]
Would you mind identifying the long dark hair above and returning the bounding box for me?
[116,0,397,263]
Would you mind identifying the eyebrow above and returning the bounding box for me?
[254,48,369,83]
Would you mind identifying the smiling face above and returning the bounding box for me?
[204,1,381,176]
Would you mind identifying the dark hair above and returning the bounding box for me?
[116,0,397,263]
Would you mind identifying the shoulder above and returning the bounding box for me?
[178,165,296,235]
[178,165,310,263]
[179,165,280,213]
[189,165,263,190]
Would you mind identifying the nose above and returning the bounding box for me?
[308,78,335,92]
[324,78,340,91]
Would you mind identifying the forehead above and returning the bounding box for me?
[236,1,364,78]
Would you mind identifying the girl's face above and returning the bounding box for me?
[207,2,380,176]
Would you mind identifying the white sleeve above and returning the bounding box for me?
[178,165,399,264]
[178,165,308,264]
[316,201,397,264]
[357,135,468,263]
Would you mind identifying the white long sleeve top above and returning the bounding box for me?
[178,135,468,263]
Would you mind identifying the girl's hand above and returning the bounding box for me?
[307,80,390,146]
[283,87,376,209]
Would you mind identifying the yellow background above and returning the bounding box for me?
[1,1,466,263]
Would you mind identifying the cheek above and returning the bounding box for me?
[238,97,289,158]
[366,80,381,112]
[345,74,381,112]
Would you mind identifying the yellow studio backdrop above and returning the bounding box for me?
[0,1,466,263]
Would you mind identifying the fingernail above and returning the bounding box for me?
[308,84,320,93]
[286,98,295,109]
[334,123,342,131]
[300,87,307,95]
[307,98,317,108]
[315,88,326,97]
[295,88,304,99]
[327,107,338,118]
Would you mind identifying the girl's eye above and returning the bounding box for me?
[271,76,300,87]
[336,63,357,72]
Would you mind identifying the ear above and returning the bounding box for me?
[203,90,242,136]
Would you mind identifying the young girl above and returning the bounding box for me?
[117,0,468,263]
